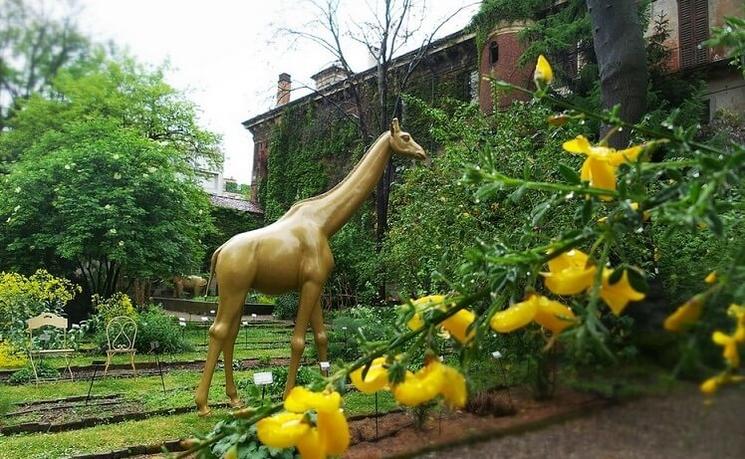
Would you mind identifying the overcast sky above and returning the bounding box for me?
[76,0,480,184]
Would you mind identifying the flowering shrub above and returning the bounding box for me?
[0,342,26,369]
[184,56,744,459]
[0,270,80,347]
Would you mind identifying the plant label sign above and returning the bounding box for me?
[319,361,331,373]
[253,371,273,386]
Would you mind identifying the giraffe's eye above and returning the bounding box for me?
[401,134,411,142]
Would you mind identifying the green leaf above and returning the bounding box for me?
[626,267,649,294]
[558,163,581,184]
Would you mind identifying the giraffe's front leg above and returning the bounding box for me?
[284,281,322,398]
[310,298,328,363]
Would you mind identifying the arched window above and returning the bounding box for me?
[489,41,499,65]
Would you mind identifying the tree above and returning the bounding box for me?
[1,56,222,170]
[0,0,91,131]
[586,0,648,148]
[0,56,219,301]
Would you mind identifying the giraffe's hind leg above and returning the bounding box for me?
[284,281,323,398]
[223,317,243,407]
[195,288,247,416]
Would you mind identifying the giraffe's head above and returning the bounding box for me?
[388,118,426,161]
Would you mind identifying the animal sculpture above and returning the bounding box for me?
[195,119,426,415]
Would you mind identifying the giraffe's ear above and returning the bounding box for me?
[390,118,400,135]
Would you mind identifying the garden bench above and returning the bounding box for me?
[104,316,138,376]
[26,312,75,384]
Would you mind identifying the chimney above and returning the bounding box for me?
[276,73,291,106]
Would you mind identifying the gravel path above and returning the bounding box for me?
[421,385,745,459]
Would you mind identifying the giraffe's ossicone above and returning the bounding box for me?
[195,118,426,416]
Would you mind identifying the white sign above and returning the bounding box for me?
[179,322,186,328]
[251,313,257,318]
[491,350,503,359]
[253,371,273,385]
[319,361,331,371]
[210,309,216,314]
[201,316,209,322]
[242,321,248,326]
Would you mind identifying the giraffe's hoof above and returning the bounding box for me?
[197,405,212,417]
[229,397,243,408]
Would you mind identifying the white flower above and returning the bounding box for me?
[118,241,125,246]
[5,217,11,223]
[64,164,71,170]
[104,204,112,210]
[14,187,21,193]
[142,173,149,178]
[113,154,120,160]
[109,228,117,234]
[13,205,20,212]
[148,166,157,173]
[114,173,122,180]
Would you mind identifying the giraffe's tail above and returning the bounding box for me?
[205,244,223,298]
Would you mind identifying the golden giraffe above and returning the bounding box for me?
[195,119,426,415]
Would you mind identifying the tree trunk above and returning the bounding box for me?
[586,0,648,148]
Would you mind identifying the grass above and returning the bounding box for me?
[0,410,228,459]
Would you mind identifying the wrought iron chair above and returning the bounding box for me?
[104,316,138,376]
[26,312,75,384]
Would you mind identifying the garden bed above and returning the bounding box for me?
[58,387,605,459]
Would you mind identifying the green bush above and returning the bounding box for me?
[135,305,192,354]
[321,306,398,362]
[272,293,298,320]
[8,360,60,384]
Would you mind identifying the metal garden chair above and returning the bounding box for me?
[26,312,75,384]
[104,316,138,376]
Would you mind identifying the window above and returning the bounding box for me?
[489,41,499,65]
[678,0,709,68]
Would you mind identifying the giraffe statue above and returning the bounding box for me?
[195,119,426,415]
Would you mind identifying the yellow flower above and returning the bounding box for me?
[440,363,468,409]
[405,295,476,345]
[256,412,309,449]
[534,54,553,86]
[393,362,445,407]
[704,271,718,284]
[350,357,389,394]
[405,295,446,331]
[541,249,596,295]
[700,372,745,395]
[663,295,704,332]
[317,408,350,455]
[562,135,644,194]
[533,295,577,334]
[296,427,325,459]
[284,387,341,413]
[712,331,740,368]
[489,296,538,333]
[599,269,646,315]
[441,309,476,344]
[285,388,340,413]
[728,304,745,343]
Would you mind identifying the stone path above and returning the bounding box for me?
[421,385,745,459]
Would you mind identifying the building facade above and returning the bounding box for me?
[243,1,745,202]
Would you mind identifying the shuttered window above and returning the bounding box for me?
[678,0,710,68]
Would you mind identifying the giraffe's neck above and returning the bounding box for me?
[290,132,392,236]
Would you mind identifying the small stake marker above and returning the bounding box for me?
[254,371,273,400]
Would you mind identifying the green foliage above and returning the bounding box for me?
[0,270,81,347]
[384,98,583,297]
[0,119,214,297]
[8,360,60,385]
[135,305,192,354]
[324,306,398,361]
[705,15,745,76]
[272,293,299,320]
[469,0,552,52]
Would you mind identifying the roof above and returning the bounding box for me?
[242,28,475,131]
[209,193,263,214]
